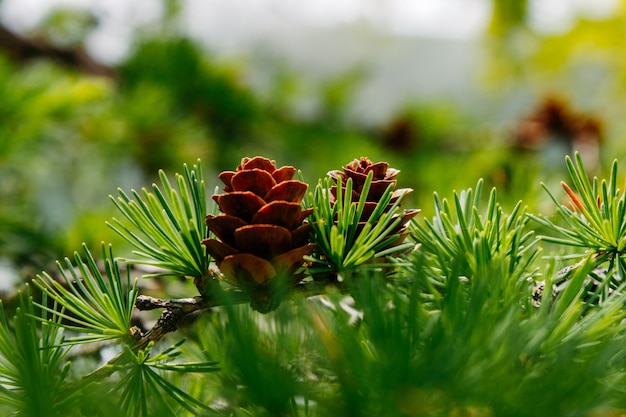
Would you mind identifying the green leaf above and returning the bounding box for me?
[531,153,626,301]
[0,288,72,416]
[32,243,138,345]
[108,160,208,278]
[111,340,218,416]
[411,179,539,302]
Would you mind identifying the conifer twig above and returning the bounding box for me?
[131,280,339,349]
[132,294,229,350]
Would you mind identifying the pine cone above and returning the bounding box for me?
[310,157,418,282]
[327,157,419,233]
[202,157,315,311]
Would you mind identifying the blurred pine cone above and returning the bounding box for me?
[202,156,315,312]
[327,157,418,232]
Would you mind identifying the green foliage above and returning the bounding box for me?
[6,2,626,414]
[196,300,315,416]
[532,153,626,255]
[33,243,138,345]
[188,263,626,416]
[5,154,626,416]
[3,10,626,411]
[120,38,260,143]
[1,243,221,416]
[0,289,72,417]
[410,179,540,307]
[110,341,219,416]
[0,56,123,267]
[489,0,529,34]
[108,161,208,278]
[530,153,626,302]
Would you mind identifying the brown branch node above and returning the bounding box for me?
[132,295,211,349]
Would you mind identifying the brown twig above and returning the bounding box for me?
[131,292,247,350]
[130,279,334,349]
[0,24,114,76]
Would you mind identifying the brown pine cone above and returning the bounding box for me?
[202,157,315,309]
[328,157,419,235]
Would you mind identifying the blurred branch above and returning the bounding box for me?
[0,23,114,76]
[131,279,334,350]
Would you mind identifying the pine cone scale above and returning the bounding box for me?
[264,180,307,203]
[205,214,247,246]
[212,192,266,222]
[234,224,292,259]
[250,201,304,229]
[230,169,276,196]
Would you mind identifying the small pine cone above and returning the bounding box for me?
[328,157,419,236]
[202,157,315,309]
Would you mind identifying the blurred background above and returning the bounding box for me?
[1,0,625,292]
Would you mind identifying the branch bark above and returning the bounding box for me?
[130,280,333,349]
[131,292,247,350]
[0,23,114,76]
